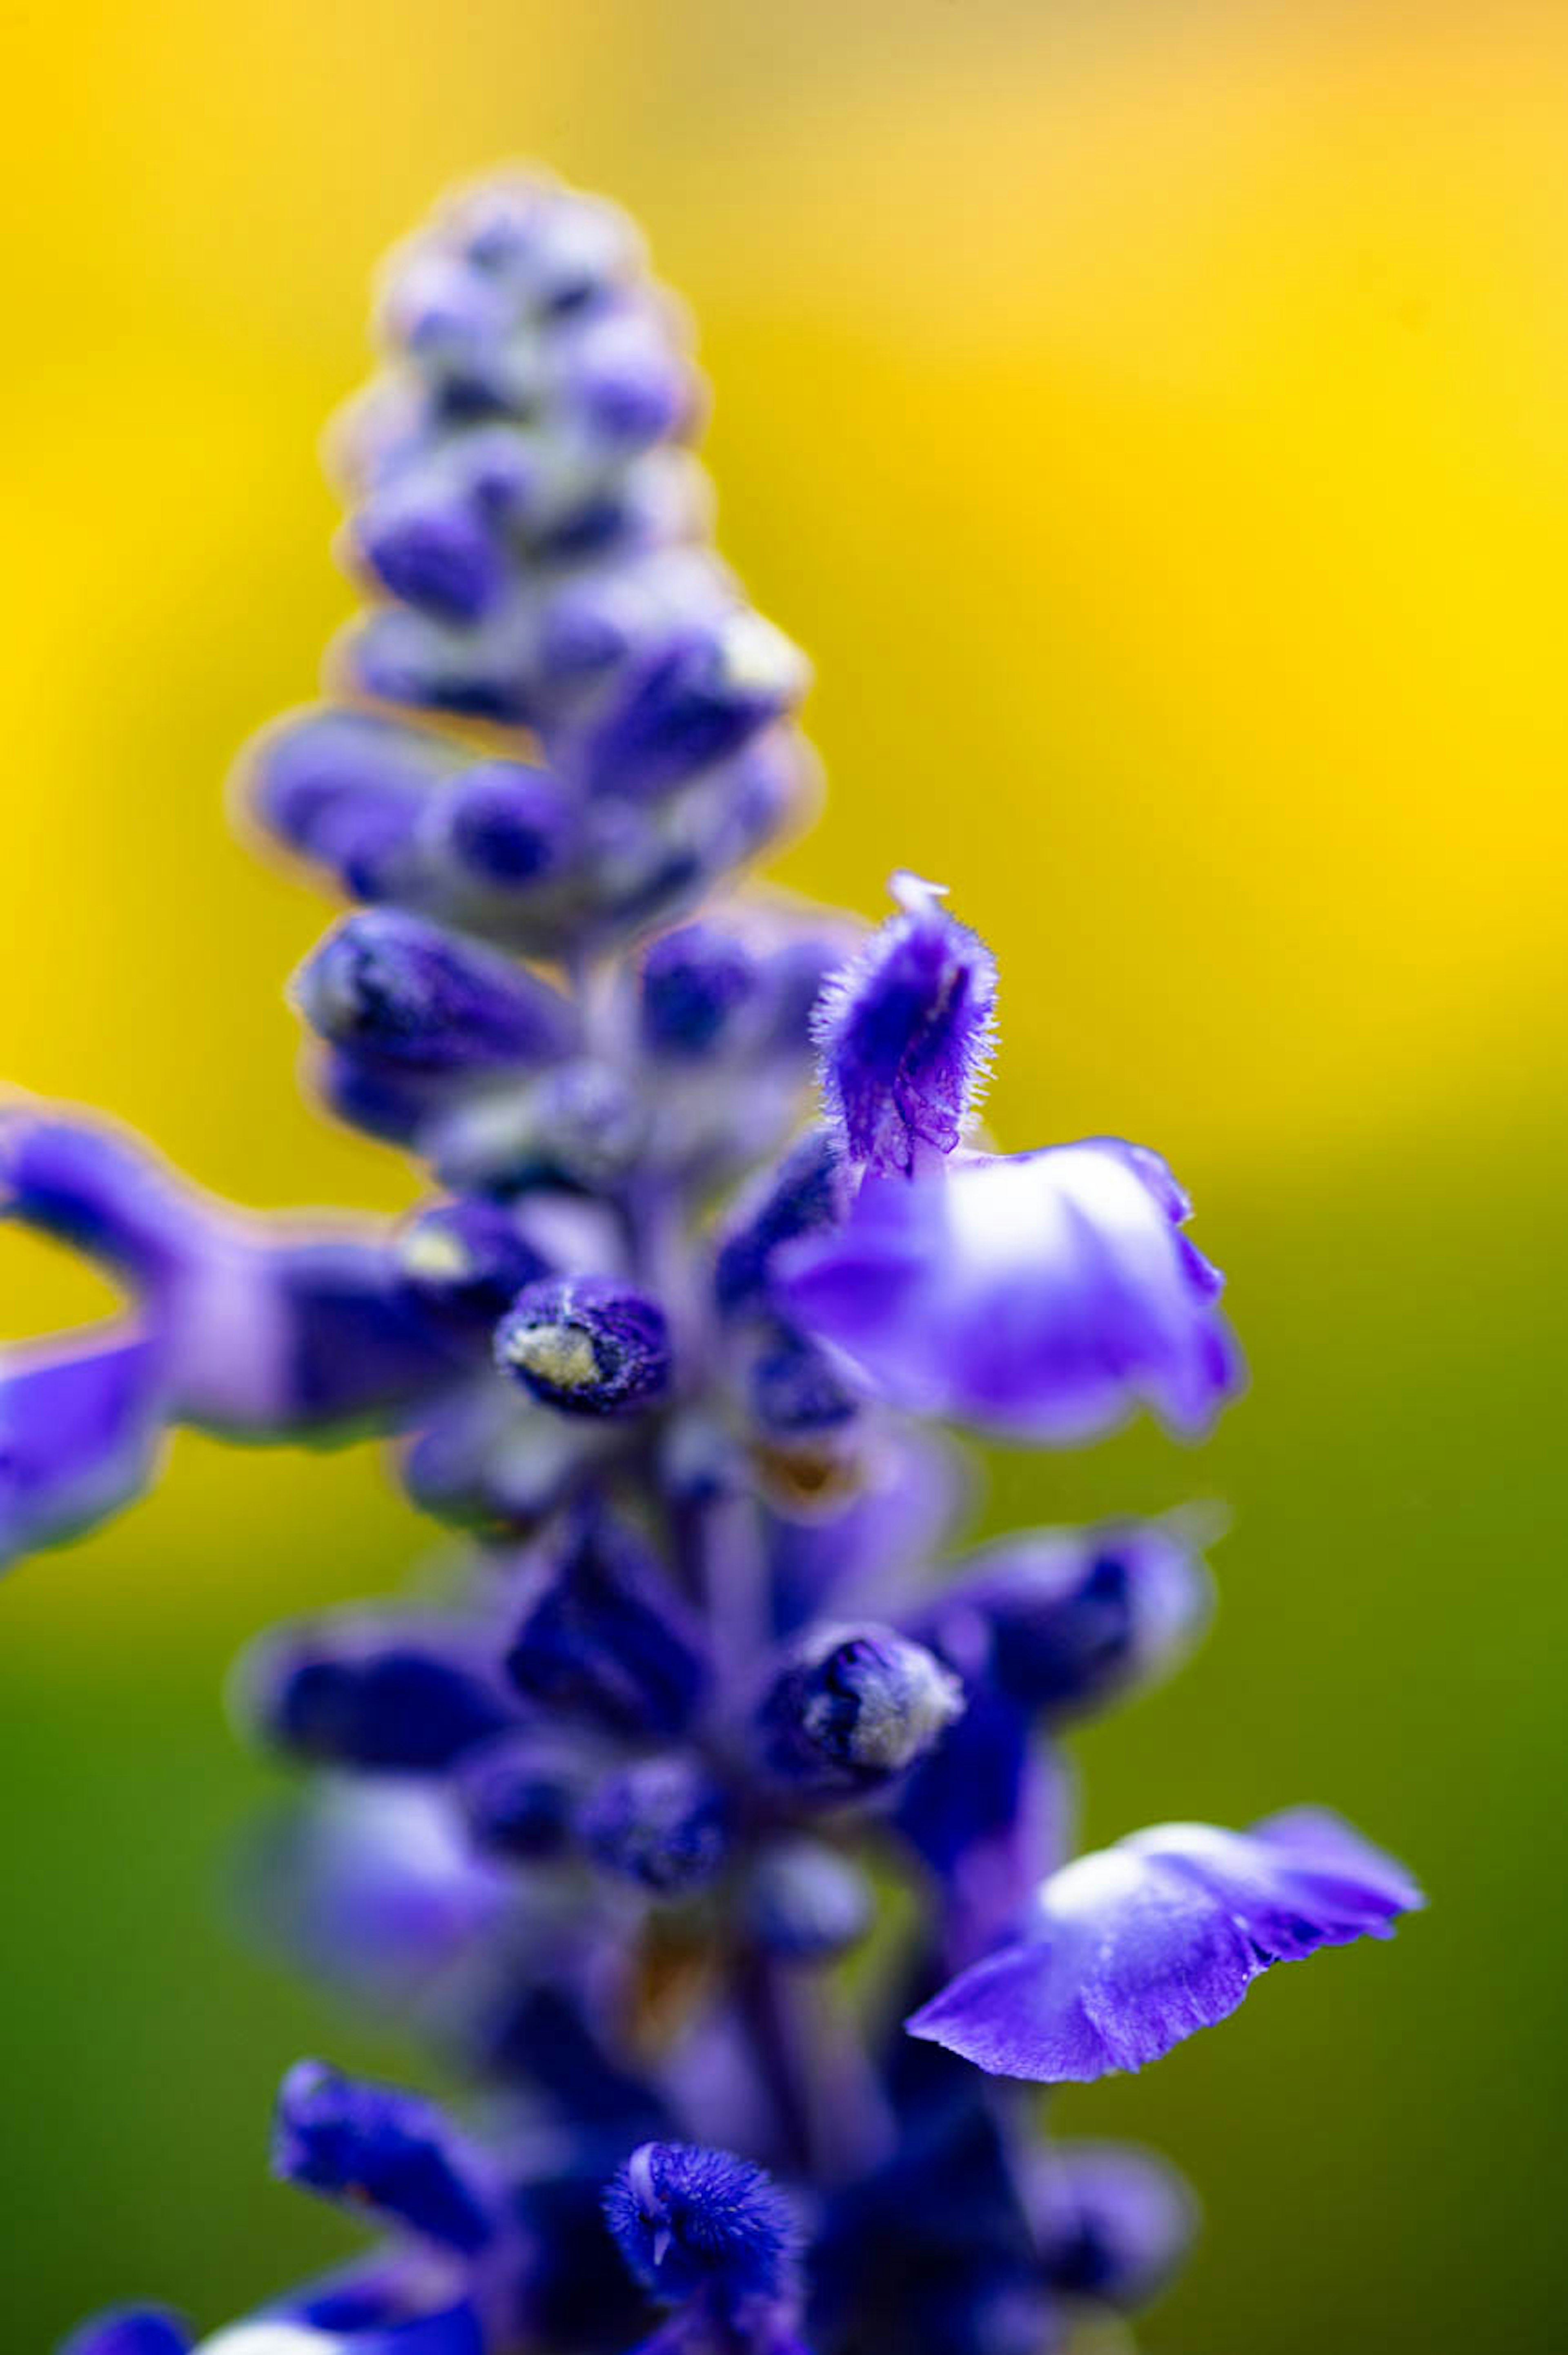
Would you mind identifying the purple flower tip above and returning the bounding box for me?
[603,2140,800,2305]
[813,872,998,1176]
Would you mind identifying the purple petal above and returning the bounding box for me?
[905,1812,1421,2082]
[779,1143,1242,1445]
[0,1327,166,1568]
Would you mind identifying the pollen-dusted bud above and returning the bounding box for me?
[272,2060,501,2255]
[294,908,578,1074]
[396,1196,552,1328]
[579,1753,732,1896]
[496,1276,671,1417]
[603,2141,800,2305]
[813,871,997,1176]
[760,1624,965,1796]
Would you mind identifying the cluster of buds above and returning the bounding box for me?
[0,172,1420,2355]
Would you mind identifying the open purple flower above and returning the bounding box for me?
[906,1810,1423,2081]
[778,1139,1242,1443]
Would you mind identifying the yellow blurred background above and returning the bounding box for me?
[2,2,1564,2348]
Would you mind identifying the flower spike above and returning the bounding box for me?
[13,167,1418,2355]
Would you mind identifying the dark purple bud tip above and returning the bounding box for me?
[748,1325,860,1438]
[763,1625,965,1794]
[580,1753,732,1896]
[638,923,760,1058]
[814,871,998,1175]
[396,1196,552,1327]
[58,2310,192,2355]
[440,761,577,886]
[1031,2142,1197,2309]
[241,1620,515,1774]
[571,611,808,800]
[495,1277,671,1417]
[604,2140,800,2305]
[455,1730,585,1862]
[272,2060,499,2254]
[294,909,577,1075]
[354,487,507,624]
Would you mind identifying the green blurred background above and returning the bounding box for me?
[2,0,1564,2345]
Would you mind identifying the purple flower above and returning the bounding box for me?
[813,872,997,1176]
[906,1810,1423,2081]
[779,1140,1242,1443]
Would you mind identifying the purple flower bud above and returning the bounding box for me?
[746,1323,860,1439]
[395,1197,552,1328]
[437,760,577,887]
[604,2141,800,2304]
[245,708,448,887]
[780,1141,1242,1444]
[552,296,698,449]
[906,1810,1423,2082]
[495,1276,671,1417]
[639,924,760,1058]
[198,1236,462,1435]
[745,1839,873,1961]
[760,1625,965,1796]
[814,873,998,1175]
[399,1384,602,1534]
[57,2309,191,2355]
[713,1130,847,1316]
[431,1061,646,1196]
[342,601,535,727]
[272,2060,501,2254]
[1029,2141,1196,2308]
[561,612,808,801]
[0,1110,193,1283]
[912,1521,1213,1721]
[580,1753,732,1895]
[243,1782,510,2005]
[239,1618,516,1774]
[354,472,510,624]
[454,1730,586,1862]
[504,1509,705,1738]
[294,909,578,1075]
